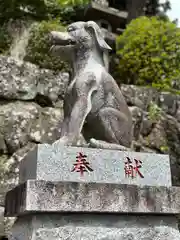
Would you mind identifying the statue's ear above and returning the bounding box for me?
[85,21,112,51]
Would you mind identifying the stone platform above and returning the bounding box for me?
[19,144,172,186]
[8,214,180,240]
[4,145,180,240]
[5,180,180,240]
[4,180,180,217]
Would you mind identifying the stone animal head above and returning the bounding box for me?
[50,21,112,68]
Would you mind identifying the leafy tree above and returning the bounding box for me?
[116,16,180,91]
[45,0,89,24]
[0,0,89,24]
[0,0,48,24]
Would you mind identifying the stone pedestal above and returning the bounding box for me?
[4,144,180,239]
[8,214,180,240]
[19,144,172,186]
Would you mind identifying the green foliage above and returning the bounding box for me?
[116,16,180,91]
[24,19,69,71]
[159,145,169,153]
[148,101,162,121]
[45,0,89,24]
[58,0,89,6]
[0,0,48,24]
[0,0,89,24]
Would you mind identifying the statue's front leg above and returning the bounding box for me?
[60,117,69,138]
[55,77,97,147]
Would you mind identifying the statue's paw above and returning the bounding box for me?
[89,138,97,147]
[89,138,129,151]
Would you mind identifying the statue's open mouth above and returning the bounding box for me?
[50,31,76,52]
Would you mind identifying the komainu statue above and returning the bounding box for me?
[50,21,132,150]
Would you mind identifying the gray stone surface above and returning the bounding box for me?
[8,213,180,240]
[0,56,69,102]
[19,144,172,186]
[4,180,180,217]
[0,102,64,155]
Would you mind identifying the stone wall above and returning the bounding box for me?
[0,56,70,234]
[0,55,180,236]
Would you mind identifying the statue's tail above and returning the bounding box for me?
[89,138,130,151]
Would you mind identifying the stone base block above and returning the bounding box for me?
[8,213,180,240]
[4,180,180,217]
[19,144,172,186]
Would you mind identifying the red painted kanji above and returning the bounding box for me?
[71,152,93,176]
[124,157,144,179]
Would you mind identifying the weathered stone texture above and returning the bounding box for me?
[0,56,69,102]
[4,181,180,217]
[19,145,172,187]
[8,214,180,240]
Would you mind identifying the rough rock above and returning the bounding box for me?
[36,69,69,105]
[0,101,63,155]
[0,102,40,154]
[121,84,159,110]
[129,106,143,141]
[29,107,63,143]
[140,118,168,152]
[158,92,178,116]
[140,112,155,137]
[0,56,69,104]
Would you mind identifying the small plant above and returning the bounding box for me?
[148,101,162,122]
[160,145,169,153]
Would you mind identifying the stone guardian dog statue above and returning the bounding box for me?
[50,21,132,150]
